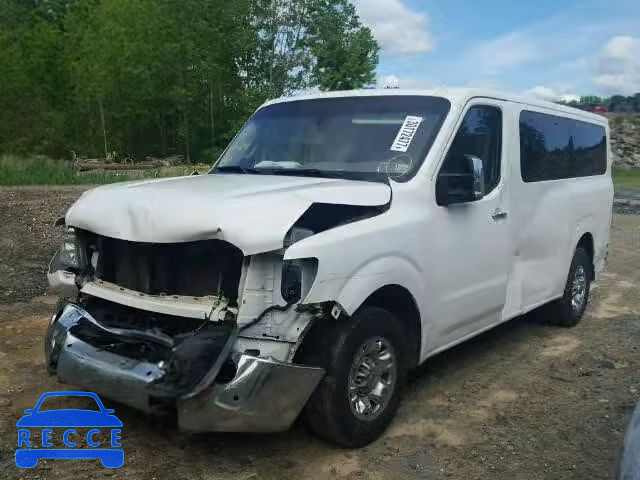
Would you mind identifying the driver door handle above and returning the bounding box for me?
[492,208,508,220]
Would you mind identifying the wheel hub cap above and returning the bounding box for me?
[348,337,397,421]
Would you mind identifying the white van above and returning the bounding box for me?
[46,88,612,447]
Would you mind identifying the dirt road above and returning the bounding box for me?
[1,186,639,479]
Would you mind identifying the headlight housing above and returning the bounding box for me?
[58,227,85,270]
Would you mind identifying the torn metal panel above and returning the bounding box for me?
[81,280,223,320]
[48,302,237,401]
[47,249,78,298]
[177,354,324,433]
[57,334,164,412]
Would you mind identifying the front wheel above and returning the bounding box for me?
[300,306,409,447]
[545,247,592,327]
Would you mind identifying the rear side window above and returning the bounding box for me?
[519,111,606,182]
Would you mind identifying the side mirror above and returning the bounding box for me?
[436,154,485,206]
[23,409,34,414]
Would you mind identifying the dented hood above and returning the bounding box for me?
[66,173,391,254]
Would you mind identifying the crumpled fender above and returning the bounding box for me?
[64,174,391,256]
[286,231,425,317]
[334,256,425,316]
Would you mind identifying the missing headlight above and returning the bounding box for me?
[281,258,318,305]
[281,261,302,303]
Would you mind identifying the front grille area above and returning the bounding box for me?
[83,233,244,300]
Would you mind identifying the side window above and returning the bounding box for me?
[441,105,502,194]
[571,120,607,177]
[520,110,606,182]
[519,112,572,181]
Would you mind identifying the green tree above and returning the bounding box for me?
[0,1,70,155]
[579,95,604,107]
[0,0,379,161]
[305,0,378,91]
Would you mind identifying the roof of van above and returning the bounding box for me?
[263,87,607,124]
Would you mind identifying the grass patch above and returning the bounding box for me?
[613,169,640,189]
[0,155,205,186]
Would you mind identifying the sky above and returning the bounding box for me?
[351,0,640,101]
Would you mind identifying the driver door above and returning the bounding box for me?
[428,100,511,348]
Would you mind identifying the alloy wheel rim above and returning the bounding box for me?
[571,264,587,313]
[348,337,397,421]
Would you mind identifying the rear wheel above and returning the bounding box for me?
[545,247,592,327]
[300,306,408,447]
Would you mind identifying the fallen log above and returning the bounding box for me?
[76,162,160,172]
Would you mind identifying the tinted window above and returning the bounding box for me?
[440,105,502,194]
[520,111,606,182]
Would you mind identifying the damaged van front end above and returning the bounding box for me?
[45,301,325,432]
[44,173,391,433]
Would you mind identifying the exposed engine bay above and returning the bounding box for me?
[92,235,244,299]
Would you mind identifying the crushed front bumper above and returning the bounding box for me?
[45,303,324,433]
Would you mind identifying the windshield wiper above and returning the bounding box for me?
[214,165,262,175]
[215,165,387,183]
[266,168,347,179]
[217,166,344,179]
[271,168,389,183]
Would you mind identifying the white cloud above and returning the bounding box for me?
[523,86,559,101]
[447,13,637,93]
[523,86,580,102]
[352,0,433,54]
[592,36,640,94]
[460,31,541,76]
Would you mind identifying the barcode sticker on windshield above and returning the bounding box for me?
[390,116,423,152]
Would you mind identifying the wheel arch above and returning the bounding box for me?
[576,231,595,279]
[358,284,422,368]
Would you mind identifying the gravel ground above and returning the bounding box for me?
[614,189,640,215]
[0,186,639,480]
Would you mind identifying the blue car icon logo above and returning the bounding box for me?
[15,391,123,468]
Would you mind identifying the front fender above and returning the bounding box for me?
[293,253,429,359]
[289,249,425,318]
[335,256,425,317]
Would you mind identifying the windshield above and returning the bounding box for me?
[214,96,450,182]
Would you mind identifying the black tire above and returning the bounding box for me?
[298,306,409,448]
[545,247,592,327]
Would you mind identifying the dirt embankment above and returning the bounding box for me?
[0,187,639,480]
[610,114,640,170]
